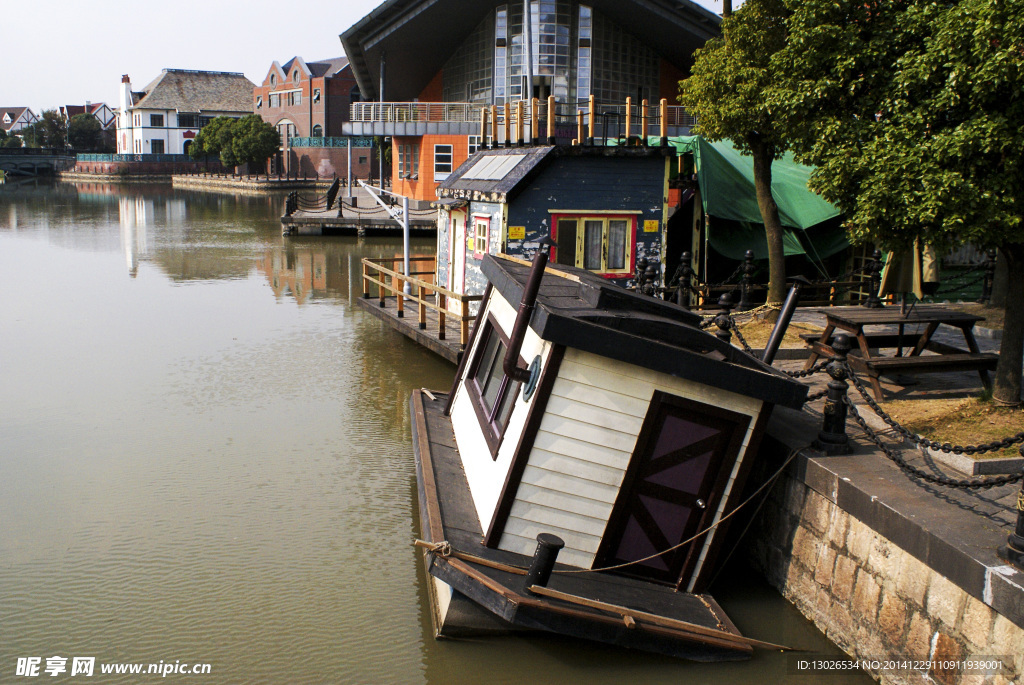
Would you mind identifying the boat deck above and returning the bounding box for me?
[410,389,764,661]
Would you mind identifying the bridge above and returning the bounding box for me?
[0,149,75,177]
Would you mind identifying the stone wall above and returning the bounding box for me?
[751,469,1024,685]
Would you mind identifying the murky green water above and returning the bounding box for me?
[0,180,869,684]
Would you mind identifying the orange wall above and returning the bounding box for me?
[659,59,688,104]
[418,71,444,102]
[391,133,472,203]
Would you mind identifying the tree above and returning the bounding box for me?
[774,0,1024,404]
[229,115,280,170]
[189,116,238,165]
[67,113,102,151]
[679,0,792,313]
[29,109,68,149]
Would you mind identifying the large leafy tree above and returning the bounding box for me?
[189,116,238,166]
[679,0,792,312]
[774,0,1024,405]
[229,115,280,170]
[22,109,67,149]
[67,113,102,151]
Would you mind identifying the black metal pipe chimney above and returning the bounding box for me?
[502,238,553,383]
[762,276,809,365]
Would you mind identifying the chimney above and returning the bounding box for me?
[122,74,130,83]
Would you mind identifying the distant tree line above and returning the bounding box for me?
[4,109,114,152]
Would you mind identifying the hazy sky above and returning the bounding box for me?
[1,0,730,114]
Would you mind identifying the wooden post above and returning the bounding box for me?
[378,263,386,308]
[531,97,539,145]
[491,105,499,149]
[515,100,524,146]
[438,293,447,340]
[480,107,489,150]
[660,98,668,146]
[587,94,595,145]
[362,261,370,299]
[460,298,470,345]
[577,110,584,146]
[547,95,556,144]
[418,284,427,329]
[625,96,632,142]
[641,98,649,144]
[503,102,511,148]
[397,269,405,318]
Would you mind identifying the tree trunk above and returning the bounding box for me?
[992,243,1024,406]
[751,141,787,320]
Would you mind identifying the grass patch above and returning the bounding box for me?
[880,396,1024,460]
[730,318,823,349]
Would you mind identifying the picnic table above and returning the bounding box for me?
[802,305,998,401]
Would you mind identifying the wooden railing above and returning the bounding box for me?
[361,257,484,346]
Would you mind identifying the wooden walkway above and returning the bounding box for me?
[357,294,468,364]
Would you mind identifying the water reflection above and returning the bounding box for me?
[0,181,869,684]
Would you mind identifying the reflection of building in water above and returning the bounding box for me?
[259,248,328,304]
[119,196,150,277]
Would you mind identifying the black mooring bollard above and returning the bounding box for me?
[738,249,755,311]
[678,251,694,309]
[998,454,1024,570]
[865,249,884,308]
[813,333,854,455]
[714,293,734,344]
[524,533,565,594]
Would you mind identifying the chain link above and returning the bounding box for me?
[786,359,830,378]
[843,398,1023,489]
[843,362,1024,456]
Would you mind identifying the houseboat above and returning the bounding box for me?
[410,247,809,660]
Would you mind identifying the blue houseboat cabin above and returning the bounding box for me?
[433,144,673,313]
[410,250,808,660]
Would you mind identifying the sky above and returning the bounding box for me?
[1,0,731,114]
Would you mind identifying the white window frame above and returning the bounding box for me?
[433,144,453,181]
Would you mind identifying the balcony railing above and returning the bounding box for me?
[289,136,374,148]
[350,100,697,129]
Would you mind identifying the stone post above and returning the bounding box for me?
[813,333,854,455]
[714,293,734,344]
[738,249,755,311]
[978,249,998,304]
[998,454,1024,569]
[865,249,884,308]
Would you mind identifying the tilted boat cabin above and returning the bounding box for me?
[410,250,808,659]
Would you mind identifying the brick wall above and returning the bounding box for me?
[751,472,1024,685]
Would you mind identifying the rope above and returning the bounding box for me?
[553,448,803,575]
[422,540,451,557]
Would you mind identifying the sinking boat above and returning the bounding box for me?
[410,247,808,660]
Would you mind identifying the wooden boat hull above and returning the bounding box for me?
[411,389,755,661]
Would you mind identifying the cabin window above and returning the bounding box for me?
[466,317,522,456]
[473,216,489,259]
[552,214,634,275]
[434,144,453,181]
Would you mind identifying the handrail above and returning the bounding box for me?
[361,257,484,345]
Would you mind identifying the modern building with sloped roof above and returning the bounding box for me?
[116,69,256,155]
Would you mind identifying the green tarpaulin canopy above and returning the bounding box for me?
[666,136,848,263]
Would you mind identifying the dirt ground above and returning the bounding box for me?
[731,318,823,348]
[880,396,1024,459]
[942,302,1006,329]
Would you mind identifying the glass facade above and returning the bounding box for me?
[441,1,660,108]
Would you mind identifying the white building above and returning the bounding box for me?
[117,69,255,155]
[1,107,39,134]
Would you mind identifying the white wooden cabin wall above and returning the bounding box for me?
[450,290,552,532]
[498,348,764,570]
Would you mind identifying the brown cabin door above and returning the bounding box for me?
[594,391,750,587]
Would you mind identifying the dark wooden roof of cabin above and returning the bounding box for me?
[481,255,809,410]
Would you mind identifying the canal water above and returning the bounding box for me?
[0,181,870,684]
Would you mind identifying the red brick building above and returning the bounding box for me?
[253,56,371,177]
